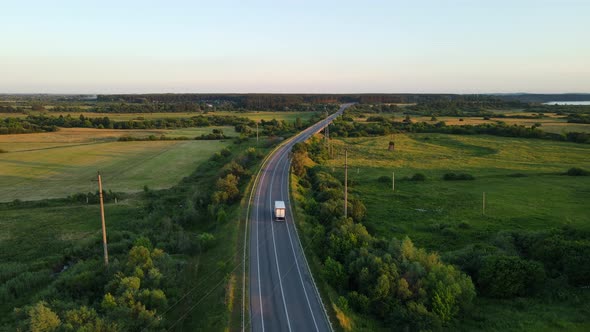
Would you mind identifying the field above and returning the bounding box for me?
[0,110,316,122]
[324,133,590,330]
[0,127,233,201]
[357,112,590,134]
[0,130,267,329]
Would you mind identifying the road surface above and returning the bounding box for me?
[248,104,351,331]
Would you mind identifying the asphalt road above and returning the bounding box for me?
[248,104,351,332]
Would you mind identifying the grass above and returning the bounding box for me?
[322,133,590,330]
[0,128,232,201]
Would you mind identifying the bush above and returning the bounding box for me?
[443,173,474,181]
[410,173,426,181]
[197,233,215,252]
[477,255,545,298]
[508,173,527,177]
[377,175,390,183]
[566,167,589,176]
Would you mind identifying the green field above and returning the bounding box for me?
[324,133,590,330]
[0,128,233,201]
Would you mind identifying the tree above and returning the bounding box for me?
[28,302,61,332]
[323,256,346,289]
[295,117,303,129]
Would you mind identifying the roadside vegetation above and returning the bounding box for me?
[290,123,590,330]
[292,136,475,331]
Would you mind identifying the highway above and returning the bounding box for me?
[248,104,351,331]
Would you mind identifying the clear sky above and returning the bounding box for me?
[1,0,589,94]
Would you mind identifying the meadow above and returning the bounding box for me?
[323,133,590,330]
[0,127,234,201]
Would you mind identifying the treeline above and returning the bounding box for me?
[404,95,526,115]
[327,115,589,144]
[1,113,319,138]
[117,129,228,142]
[292,137,475,330]
[93,93,534,109]
[4,141,266,331]
[0,114,253,133]
[494,93,590,103]
[0,117,58,134]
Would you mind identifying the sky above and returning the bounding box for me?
[1,0,589,94]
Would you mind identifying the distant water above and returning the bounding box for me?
[543,101,590,105]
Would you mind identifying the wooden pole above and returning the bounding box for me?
[482,192,486,215]
[98,172,109,266]
[344,149,348,219]
[256,122,259,144]
[392,172,395,191]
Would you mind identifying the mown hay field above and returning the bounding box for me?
[0,128,233,201]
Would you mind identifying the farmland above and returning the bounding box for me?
[0,128,234,202]
[355,113,590,134]
[322,133,590,330]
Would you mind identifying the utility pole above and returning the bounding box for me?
[344,149,348,219]
[392,172,395,191]
[482,192,486,215]
[256,122,259,144]
[97,172,109,266]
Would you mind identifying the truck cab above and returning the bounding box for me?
[274,201,286,221]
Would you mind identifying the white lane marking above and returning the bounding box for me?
[279,157,320,332]
[268,151,293,332]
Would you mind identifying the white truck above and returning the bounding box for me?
[274,201,286,221]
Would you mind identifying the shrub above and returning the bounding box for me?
[197,233,215,252]
[477,255,545,298]
[458,221,471,229]
[410,173,426,181]
[508,173,527,177]
[377,175,390,183]
[566,167,589,176]
[443,173,474,181]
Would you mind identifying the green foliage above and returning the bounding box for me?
[212,174,240,204]
[443,172,475,181]
[410,173,426,181]
[28,302,61,332]
[566,167,588,176]
[133,236,153,251]
[197,233,216,252]
[477,255,545,298]
[323,257,347,290]
[377,175,390,183]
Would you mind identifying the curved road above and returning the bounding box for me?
[248,104,351,332]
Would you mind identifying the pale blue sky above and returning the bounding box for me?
[1,0,589,93]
